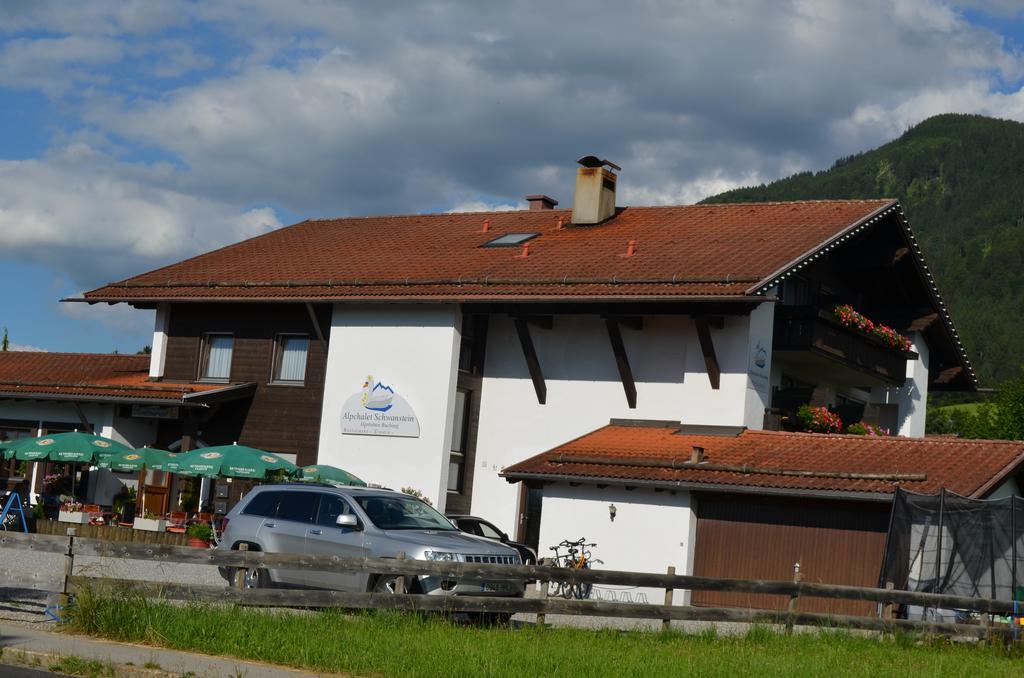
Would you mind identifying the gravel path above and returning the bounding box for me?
[0,543,224,628]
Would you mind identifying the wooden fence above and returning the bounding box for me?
[33,519,189,546]
[0,530,1019,639]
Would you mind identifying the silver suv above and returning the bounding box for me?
[217,483,523,597]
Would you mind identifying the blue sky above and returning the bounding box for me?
[1,1,1023,354]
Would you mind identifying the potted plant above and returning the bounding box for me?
[133,509,166,532]
[186,522,213,548]
[57,499,88,524]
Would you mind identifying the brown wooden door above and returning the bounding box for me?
[690,493,890,617]
[141,469,171,517]
[142,486,168,517]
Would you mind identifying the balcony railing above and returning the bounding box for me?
[773,306,916,385]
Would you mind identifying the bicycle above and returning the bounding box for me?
[547,538,600,599]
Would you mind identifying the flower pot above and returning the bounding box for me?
[187,537,210,548]
[58,511,89,524]
[133,517,166,532]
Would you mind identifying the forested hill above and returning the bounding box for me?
[703,114,1024,386]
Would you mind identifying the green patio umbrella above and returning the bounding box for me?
[6,431,132,463]
[97,447,172,473]
[299,464,367,486]
[175,443,298,479]
[147,450,187,473]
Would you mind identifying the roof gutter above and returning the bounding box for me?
[64,294,767,306]
[500,470,896,503]
[0,390,209,408]
[546,453,926,482]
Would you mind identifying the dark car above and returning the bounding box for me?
[447,514,538,565]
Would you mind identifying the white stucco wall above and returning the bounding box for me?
[895,332,930,438]
[149,303,170,379]
[870,332,929,438]
[537,484,696,605]
[471,309,771,535]
[316,304,461,511]
[986,476,1020,501]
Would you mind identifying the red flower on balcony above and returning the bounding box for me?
[833,305,912,353]
[797,404,843,434]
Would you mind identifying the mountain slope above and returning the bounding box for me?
[703,114,1024,386]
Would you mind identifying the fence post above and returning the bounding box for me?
[233,543,248,590]
[785,562,801,636]
[60,528,76,609]
[394,551,406,594]
[882,581,895,623]
[662,566,676,631]
[536,577,549,627]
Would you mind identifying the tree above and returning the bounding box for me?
[137,345,152,355]
[993,371,1024,440]
[1,327,7,352]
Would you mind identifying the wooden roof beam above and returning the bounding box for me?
[513,316,547,404]
[694,316,721,390]
[605,317,638,409]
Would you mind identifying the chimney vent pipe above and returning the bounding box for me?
[572,156,619,225]
[526,194,558,210]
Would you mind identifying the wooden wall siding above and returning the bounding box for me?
[690,493,890,617]
[445,371,482,515]
[162,303,332,467]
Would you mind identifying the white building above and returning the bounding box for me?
[71,157,990,597]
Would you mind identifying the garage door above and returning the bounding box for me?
[691,493,890,617]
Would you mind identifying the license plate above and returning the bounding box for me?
[482,582,511,592]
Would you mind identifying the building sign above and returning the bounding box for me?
[748,338,771,399]
[130,404,180,420]
[341,375,420,438]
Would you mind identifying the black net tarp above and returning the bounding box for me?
[880,488,1024,621]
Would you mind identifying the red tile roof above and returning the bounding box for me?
[82,200,896,302]
[502,424,1024,499]
[0,352,231,404]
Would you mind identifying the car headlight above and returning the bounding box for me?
[422,550,461,562]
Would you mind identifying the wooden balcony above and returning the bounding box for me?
[773,306,916,386]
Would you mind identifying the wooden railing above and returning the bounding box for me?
[0,530,1018,639]
[773,306,911,384]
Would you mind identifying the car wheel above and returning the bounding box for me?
[243,567,270,589]
[372,575,400,594]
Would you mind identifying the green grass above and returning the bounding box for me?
[64,591,1024,678]
[45,655,116,678]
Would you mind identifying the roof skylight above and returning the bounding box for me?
[481,232,540,248]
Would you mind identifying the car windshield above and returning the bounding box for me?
[355,495,457,531]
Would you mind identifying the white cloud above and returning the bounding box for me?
[60,0,1020,219]
[59,298,154,336]
[447,201,521,213]
[0,143,281,288]
[0,35,123,93]
[7,343,48,352]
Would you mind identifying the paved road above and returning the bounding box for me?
[1,623,326,677]
[0,666,67,677]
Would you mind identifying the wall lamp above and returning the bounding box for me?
[608,503,617,522]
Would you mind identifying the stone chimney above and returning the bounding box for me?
[571,155,620,225]
[526,194,559,210]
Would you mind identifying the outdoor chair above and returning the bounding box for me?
[83,504,104,526]
[166,511,188,533]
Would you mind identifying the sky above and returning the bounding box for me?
[1,0,1023,354]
